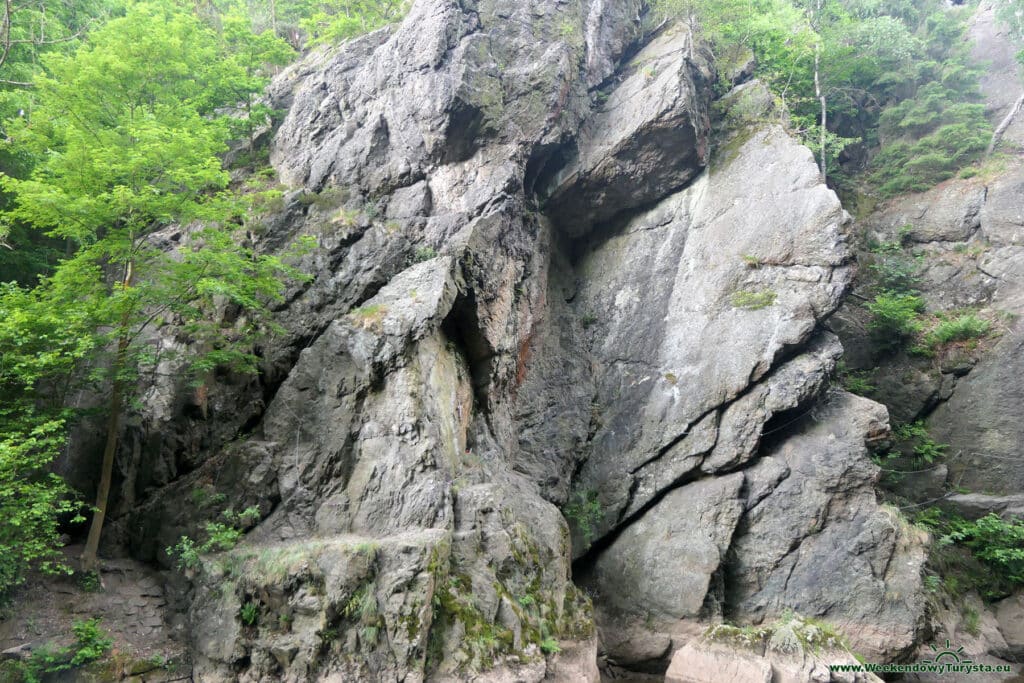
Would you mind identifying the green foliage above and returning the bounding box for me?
[731,289,777,310]
[707,611,848,655]
[68,618,113,666]
[865,291,924,350]
[540,637,561,655]
[430,574,516,671]
[299,0,409,47]
[342,584,377,621]
[836,362,875,395]
[342,582,384,647]
[870,94,991,195]
[941,514,1024,592]
[963,606,981,636]
[563,489,603,547]
[11,618,113,681]
[78,570,101,593]
[0,0,314,568]
[0,280,94,594]
[166,506,260,570]
[892,421,948,464]
[411,246,438,263]
[0,414,83,597]
[0,0,120,185]
[240,600,259,626]
[924,314,990,348]
[865,232,921,295]
[652,0,989,196]
[917,508,1024,600]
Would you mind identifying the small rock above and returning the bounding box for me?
[271,643,299,669]
[995,592,1024,659]
[1,643,33,661]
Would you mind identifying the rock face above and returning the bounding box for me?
[664,635,882,683]
[928,167,1024,494]
[832,2,1024,501]
[88,0,934,680]
[826,2,1024,676]
[725,393,926,661]
[543,25,714,234]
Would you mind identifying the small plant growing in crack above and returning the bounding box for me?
[563,489,603,548]
[240,601,259,627]
[731,289,777,310]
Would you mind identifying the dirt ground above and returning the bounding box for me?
[0,545,188,681]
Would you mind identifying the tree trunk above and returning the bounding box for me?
[80,357,125,574]
[81,259,134,575]
[813,0,826,184]
[987,92,1024,158]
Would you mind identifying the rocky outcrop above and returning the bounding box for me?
[664,627,883,683]
[561,121,853,549]
[928,166,1024,495]
[725,393,926,661]
[83,0,936,680]
[826,3,1024,677]
[543,25,714,234]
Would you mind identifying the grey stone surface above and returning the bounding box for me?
[727,392,927,661]
[942,493,1024,521]
[664,633,882,683]
[565,121,852,548]
[545,24,714,235]
[61,0,940,678]
[586,473,746,619]
[995,592,1024,660]
[931,325,1024,494]
[861,179,986,245]
[970,1,1024,151]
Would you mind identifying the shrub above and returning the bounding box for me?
[14,618,113,681]
[866,254,920,294]
[925,314,990,348]
[891,421,948,464]
[166,506,260,571]
[411,246,437,263]
[836,362,875,396]
[540,637,561,655]
[68,618,113,666]
[0,415,85,599]
[943,514,1024,591]
[919,509,1024,601]
[240,601,259,627]
[866,291,924,350]
[563,489,604,547]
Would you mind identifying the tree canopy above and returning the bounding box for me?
[652,0,992,197]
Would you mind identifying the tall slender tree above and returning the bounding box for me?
[2,0,306,572]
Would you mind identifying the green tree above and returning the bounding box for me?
[1,0,309,573]
[0,0,120,282]
[297,0,408,46]
[653,0,989,196]
[217,6,295,163]
[0,283,96,595]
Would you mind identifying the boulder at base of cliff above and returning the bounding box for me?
[665,618,884,683]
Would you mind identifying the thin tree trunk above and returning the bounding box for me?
[81,259,134,574]
[986,92,1024,158]
[80,355,124,574]
[813,0,826,183]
